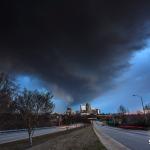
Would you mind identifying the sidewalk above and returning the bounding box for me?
[0,124,84,134]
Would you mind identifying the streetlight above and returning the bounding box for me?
[132,94,147,124]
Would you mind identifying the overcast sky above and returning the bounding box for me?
[0,1,150,113]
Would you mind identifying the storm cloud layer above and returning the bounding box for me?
[0,0,150,104]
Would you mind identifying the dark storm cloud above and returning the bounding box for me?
[0,0,150,104]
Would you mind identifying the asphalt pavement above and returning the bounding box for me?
[0,124,83,144]
[94,121,150,150]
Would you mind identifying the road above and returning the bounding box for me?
[0,124,83,144]
[94,121,150,150]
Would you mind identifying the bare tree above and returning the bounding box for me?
[144,103,150,114]
[118,105,127,114]
[15,89,54,146]
[144,104,150,126]
[0,72,17,113]
[118,105,127,124]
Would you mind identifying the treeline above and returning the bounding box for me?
[117,105,150,127]
[62,114,94,125]
[99,105,150,128]
[0,113,53,130]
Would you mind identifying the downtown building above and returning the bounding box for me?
[80,103,100,115]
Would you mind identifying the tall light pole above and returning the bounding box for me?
[132,94,147,124]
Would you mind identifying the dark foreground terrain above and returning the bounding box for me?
[0,126,106,150]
